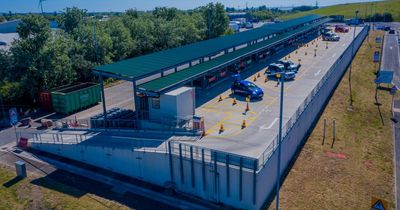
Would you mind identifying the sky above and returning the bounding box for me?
[1,0,379,13]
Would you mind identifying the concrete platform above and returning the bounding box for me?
[186,27,363,159]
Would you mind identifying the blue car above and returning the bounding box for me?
[231,80,264,99]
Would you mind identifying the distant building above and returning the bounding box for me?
[329,15,345,22]
[227,12,253,22]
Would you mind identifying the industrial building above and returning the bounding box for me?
[19,15,369,209]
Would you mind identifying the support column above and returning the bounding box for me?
[99,73,107,120]
[168,141,174,182]
[190,146,195,188]
[226,154,230,197]
[132,81,139,121]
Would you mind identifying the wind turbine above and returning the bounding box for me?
[38,0,46,14]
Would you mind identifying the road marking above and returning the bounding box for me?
[390,46,393,50]
[342,43,346,46]
[314,69,322,76]
[260,118,279,130]
[331,53,337,58]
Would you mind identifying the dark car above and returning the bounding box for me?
[389,29,395,34]
[0,41,6,46]
[384,26,391,31]
[231,80,264,99]
[277,59,301,72]
[265,63,296,80]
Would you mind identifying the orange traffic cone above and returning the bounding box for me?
[219,123,224,133]
[288,54,291,58]
[305,51,307,56]
[264,76,268,83]
[257,72,261,78]
[218,95,223,102]
[245,102,250,112]
[232,98,237,105]
[241,120,246,129]
[253,76,257,82]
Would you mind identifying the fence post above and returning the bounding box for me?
[331,119,336,148]
[322,119,326,145]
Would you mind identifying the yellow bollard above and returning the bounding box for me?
[245,102,250,112]
[246,96,250,102]
[241,120,246,129]
[219,123,224,133]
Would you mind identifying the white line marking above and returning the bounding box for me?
[390,46,393,50]
[331,53,337,58]
[260,118,279,130]
[342,43,346,46]
[314,69,322,76]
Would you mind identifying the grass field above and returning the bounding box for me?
[281,0,400,22]
[268,30,395,209]
[0,164,130,210]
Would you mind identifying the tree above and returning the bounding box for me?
[153,7,178,21]
[16,14,50,51]
[200,3,229,39]
[60,7,87,33]
[103,17,135,60]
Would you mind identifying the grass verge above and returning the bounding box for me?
[281,0,400,22]
[0,164,130,210]
[268,30,394,209]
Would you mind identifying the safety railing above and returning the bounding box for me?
[44,115,204,135]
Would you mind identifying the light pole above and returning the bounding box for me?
[275,72,285,210]
[349,10,359,110]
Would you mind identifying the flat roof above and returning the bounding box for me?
[93,15,325,80]
[138,18,330,93]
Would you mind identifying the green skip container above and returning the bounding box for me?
[51,83,101,114]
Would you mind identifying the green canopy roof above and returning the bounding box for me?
[94,15,326,80]
[138,18,329,93]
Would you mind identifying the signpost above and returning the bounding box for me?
[373,51,380,63]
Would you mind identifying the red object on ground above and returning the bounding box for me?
[38,91,52,111]
[18,137,28,148]
[325,151,346,159]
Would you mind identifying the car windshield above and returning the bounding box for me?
[245,83,257,89]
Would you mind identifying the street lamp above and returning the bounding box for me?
[349,10,359,110]
[275,72,285,210]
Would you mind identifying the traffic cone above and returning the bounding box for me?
[316,44,318,48]
[219,123,224,133]
[241,120,246,129]
[257,72,261,78]
[245,102,250,112]
[305,51,307,56]
[284,56,287,60]
[288,54,291,59]
[232,98,237,105]
[295,50,298,54]
[264,76,268,83]
[218,95,223,102]
[253,76,257,82]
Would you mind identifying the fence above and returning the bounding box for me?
[45,115,204,135]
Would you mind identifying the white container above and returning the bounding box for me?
[148,87,195,120]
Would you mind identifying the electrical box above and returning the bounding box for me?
[148,87,195,120]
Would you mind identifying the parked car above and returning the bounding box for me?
[265,63,296,80]
[277,59,301,72]
[335,25,349,33]
[321,28,331,36]
[389,29,395,34]
[0,41,6,46]
[231,80,264,99]
[384,26,391,31]
[245,22,254,29]
[322,32,340,41]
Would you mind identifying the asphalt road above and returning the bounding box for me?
[382,26,400,209]
[381,32,400,85]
